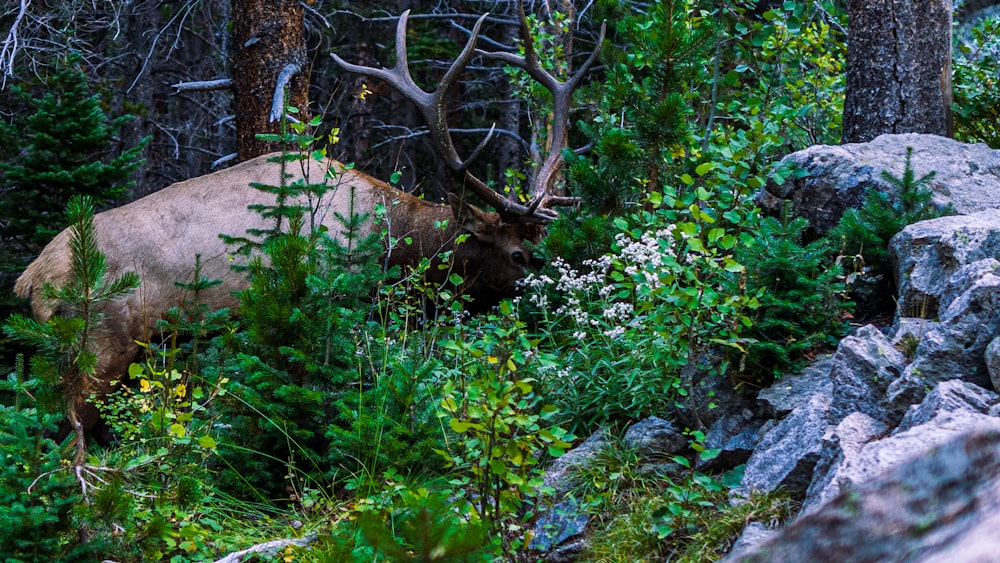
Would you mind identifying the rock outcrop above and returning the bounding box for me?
[533,134,1000,561]
[758,133,1000,236]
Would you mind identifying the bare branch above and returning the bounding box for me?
[269,63,302,122]
[171,78,233,93]
[0,0,30,89]
[211,153,238,169]
[214,533,318,563]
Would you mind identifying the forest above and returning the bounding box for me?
[0,0,998,561]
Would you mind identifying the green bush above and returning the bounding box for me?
[214,147,386,498]
[0,51,148,380]
[0,361,95,562]
[953,16,1000,148]
[436,301,572,552]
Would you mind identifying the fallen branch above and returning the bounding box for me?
[213,532,318,563]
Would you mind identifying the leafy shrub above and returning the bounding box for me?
[539,0,716,269]
[436,301,572,554]
[522,173,756,431]
[721,1,846,155]
[953,16,1000,147]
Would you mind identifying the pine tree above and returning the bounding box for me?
[547,0,715,264]
[214,117,387,497]
[0,52,148,257]
[3,196,140,464]
[0,52,148,377]
[1,197,139,560]
[738,211,850,382]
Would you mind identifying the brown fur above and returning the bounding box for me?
[14,153,543,433]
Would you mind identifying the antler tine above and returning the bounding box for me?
[479,1,607,204]
[334,10,554,221]
[331,11,432,109]
[332,11,490,173]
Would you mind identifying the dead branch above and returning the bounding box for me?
[171,78,233,93]
[213,532,318,563]
[0,0,31,88]
[269,63,302,122]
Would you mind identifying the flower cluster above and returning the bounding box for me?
[520,226,683,341]
[612,227,682,290]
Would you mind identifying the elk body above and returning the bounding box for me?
[14,153,544,436]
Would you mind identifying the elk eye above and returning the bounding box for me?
[511,250,527,266]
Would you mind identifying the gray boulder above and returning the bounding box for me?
[531,431,609,555]
[697,410,770,472]
[889,211,1000,320]
[895,379,998,433]
[800,412,889,515]
[987,337,1000,392]
[758,133,1000,236]
[803,380,999,517]
[726,522,778,561]
[726,428,1000,563]
[756,356,833,419]
[736,325,907,499]
[733,393,831,499]
[623,416,688,459]
[888,260,1000,407]
[827,325,906,425]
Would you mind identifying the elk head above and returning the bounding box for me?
[331,3,604,310]
[445,193,546,311]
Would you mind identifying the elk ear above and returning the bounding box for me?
[448,193,493,241]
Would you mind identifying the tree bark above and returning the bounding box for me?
[843,0,953,143]
[231,0,308,160]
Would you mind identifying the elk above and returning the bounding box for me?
[13,5,604,451]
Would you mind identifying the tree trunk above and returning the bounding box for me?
[231,0,308,160]
[843,0,953,143]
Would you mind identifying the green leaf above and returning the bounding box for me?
[450,419,472,433]
[169,423,186,438]
[128,363,144,378]
[699,448,722,461]
[695,162,715,176]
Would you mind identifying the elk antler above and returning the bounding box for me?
[332,11,544,220]
[479,2,607,214]
[332,4,604,223]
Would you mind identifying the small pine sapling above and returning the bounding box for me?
[828,147,952,316]
[738,209,851,382]
[3,196,140,467]
[214,113,386,497]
